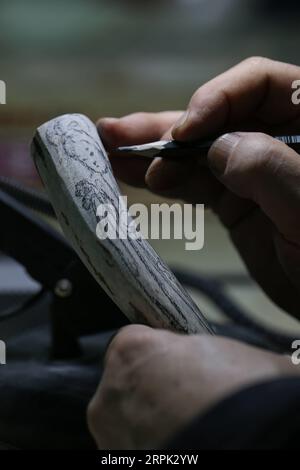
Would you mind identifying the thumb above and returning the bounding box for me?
[207,132,300,245]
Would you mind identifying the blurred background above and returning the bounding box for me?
[1,0,300,334]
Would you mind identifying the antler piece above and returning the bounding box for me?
[31,114,213,334]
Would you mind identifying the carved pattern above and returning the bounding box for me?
[32,114,213,334]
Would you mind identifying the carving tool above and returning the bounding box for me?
[115,135,300,160]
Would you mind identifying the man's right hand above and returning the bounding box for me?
[97,57,300,318]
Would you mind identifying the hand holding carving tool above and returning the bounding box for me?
[115,135,300,160]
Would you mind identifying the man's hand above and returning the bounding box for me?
[87,325,297,449]
[97,57,300,318]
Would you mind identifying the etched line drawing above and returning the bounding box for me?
[32,114,213,334]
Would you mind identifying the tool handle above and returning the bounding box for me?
[117,135,300,160]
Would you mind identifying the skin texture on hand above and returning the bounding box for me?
[90,58,300,450]
[87,325,300,450]
[97,57,300,318]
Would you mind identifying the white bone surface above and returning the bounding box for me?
[32,114,213,334]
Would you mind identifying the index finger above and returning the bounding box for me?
[172,57,300,141]
[98,111,182,149]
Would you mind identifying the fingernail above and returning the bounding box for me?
[172,110,190,138]
[208,132,242,175]
[97,118,120,147]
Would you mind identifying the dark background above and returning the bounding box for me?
[1,0,299,140]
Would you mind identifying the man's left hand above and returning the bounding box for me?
[88,325,297,449]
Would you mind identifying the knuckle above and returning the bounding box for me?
[189,86,213,109]
[130,111,151,120]
[105,325,155,365]
[189,87,202,105]
[243,56,269,69]
[189,86,228,115]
